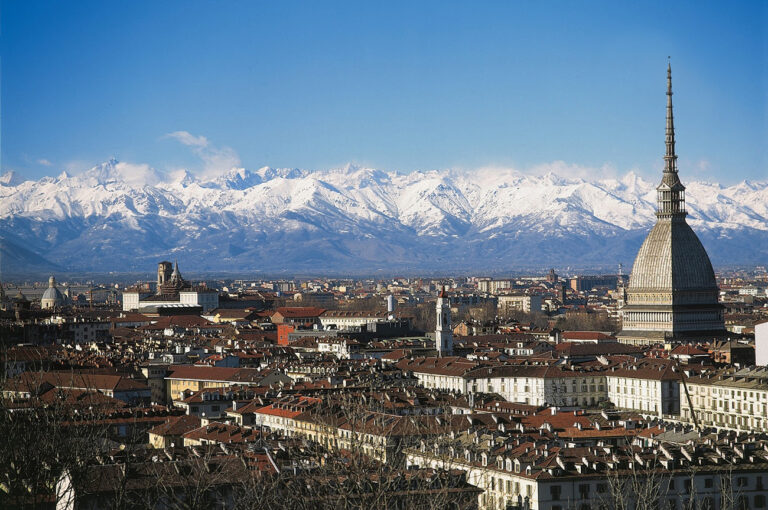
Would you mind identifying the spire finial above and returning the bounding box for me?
[664,59,677,174]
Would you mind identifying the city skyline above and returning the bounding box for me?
[2,1,766,184]
[3,4,768,510]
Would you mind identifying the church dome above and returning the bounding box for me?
[41,275,64,309]
[628,218,717,292]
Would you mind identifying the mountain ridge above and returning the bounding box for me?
[1,161,766,274]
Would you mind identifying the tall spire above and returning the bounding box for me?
[171,260,181,283]
[664,59,677,174]
[656,59,686,218]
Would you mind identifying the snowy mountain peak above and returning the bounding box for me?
[0,161,766,273]
[79,159,163,187]
[168,169,197,186]
[213,167,262,189]
[0,170,27,187]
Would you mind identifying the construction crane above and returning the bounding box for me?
[676,358,701,434]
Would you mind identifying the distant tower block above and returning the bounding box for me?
[435,287,453,356]
[386,294,396,320]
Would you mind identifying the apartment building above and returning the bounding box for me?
[605,359,682,418]
[683,367,768,432]
[464,365,607,408]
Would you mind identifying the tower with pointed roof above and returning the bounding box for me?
[618,63,726,345]
[435,286,453,356]
[171,260,182,284]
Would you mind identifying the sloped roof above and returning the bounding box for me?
[273,307,326,318]
[149,414,202,437]
[396,357,478,377]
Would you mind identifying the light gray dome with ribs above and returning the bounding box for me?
[628,217,717,292]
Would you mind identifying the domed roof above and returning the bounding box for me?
[41,275,64,307]
[42,286,64,302]
[628,218,717,292]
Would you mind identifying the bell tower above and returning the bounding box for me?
[435,286,453,356]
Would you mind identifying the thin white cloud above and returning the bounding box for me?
[452,161,633,183]
[37,158,53,166]
[63,160,92,175]
[113,162,162,187]
[695,159,711,173]
[165,130,241,177]
[166,130,209,148]
[526,160,620,181]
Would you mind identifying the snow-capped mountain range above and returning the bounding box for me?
[1,159,766,274]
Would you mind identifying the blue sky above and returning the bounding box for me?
[1,1,766,183]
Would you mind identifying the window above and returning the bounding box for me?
[704,478,713,488]
[756,495,766,508]
[550,485,561,501]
